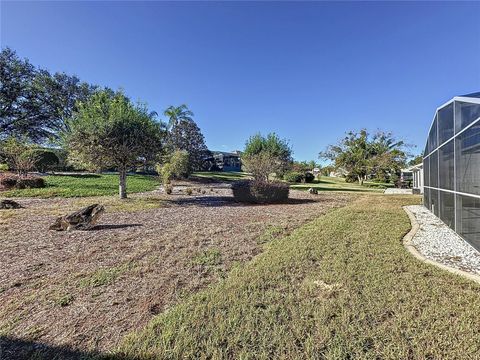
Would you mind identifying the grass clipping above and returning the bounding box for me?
[117,195,480,359]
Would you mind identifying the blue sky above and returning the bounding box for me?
[1,1,479,162]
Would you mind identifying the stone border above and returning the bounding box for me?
[402,206,480,284]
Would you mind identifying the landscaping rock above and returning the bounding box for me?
[0,199,22,209]
[49,204,105,231]
[308,188,318,195]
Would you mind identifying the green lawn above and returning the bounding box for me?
[291,176,392,193]
[192,172,393,193]
[192,171,251,182]
[117,195,480,359]
[1,173,159,198]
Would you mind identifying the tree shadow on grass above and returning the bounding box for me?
[50,173,102,179]
[163,196,317,207]
[0,336,143,360]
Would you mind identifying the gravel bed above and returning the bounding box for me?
[406,205,480,275]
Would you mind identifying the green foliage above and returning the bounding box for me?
[0,164,8,171]
[31,149,59,172]
[408,154,423,166]
[283,171,305,183]
[167,115,209,172]
[63,90,164,198]
[232,180,290,203]
[0,137,39,175]
[0,47,95,142]
[304,172,315,183]
[1,174,158,198]
[321,129,408,185]
[156,150,190,185]
[157,162,173,185]
[164,104,194,129]
[292,160,318,172]
[192,248,222,266]
[242,133,293,181]
[53,293,74,307]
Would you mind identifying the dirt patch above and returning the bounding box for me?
[0,185,350,358]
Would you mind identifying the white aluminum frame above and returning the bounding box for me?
[423,94,480,251]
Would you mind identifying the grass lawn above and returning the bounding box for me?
[191,171,251,182]
[117,194,480,359]
[1,173,159,198]
[291,176,392,193]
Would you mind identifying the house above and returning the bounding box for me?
[203,151,242,172]
[405,163,423,194]
[423,92,480,250]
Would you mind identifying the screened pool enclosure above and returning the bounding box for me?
[423,93,480,251]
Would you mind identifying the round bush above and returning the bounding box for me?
[0,175,45,189]
[232,180,289,204]
[283,171,305,183]
[0,175,18,189]
[15,176,45,189]
[304,172,315,183]
[32,149,60,172]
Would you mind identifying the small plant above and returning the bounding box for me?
[304,172,315,183]
[185,187,193,195]
[283,171,305,183]
[165,184,173,194]
[0,163,8,171]
[54,293,74,307]
[192,248,222,266]
[257,225,285,244]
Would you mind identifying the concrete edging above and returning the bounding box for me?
[402,206,480,285]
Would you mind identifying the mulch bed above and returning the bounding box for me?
[0,184,350,358]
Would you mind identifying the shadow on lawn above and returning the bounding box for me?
[49,173,102,179]
[0,336,143,360]
[163,196,317,207]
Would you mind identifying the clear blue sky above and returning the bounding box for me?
[1,1,479,162]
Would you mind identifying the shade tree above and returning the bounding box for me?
[63,90,164,199]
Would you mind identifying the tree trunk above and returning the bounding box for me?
[358,175,364,186]
[119,167,127,199]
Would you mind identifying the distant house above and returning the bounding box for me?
[203,151,242,172]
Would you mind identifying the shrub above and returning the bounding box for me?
[0,175,45,189]
[0,175,18,189]
[304,172,315,183]
[31,149,60,172]
[283,171,305,183]
[232,180,289,204]
[156,150,190,186]
[157,163,173,185]
[242,133,293,181]
[0,164,8,171]
[345,174,358,183]
[15,176,46,189]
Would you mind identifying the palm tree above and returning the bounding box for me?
[164,104,194,129]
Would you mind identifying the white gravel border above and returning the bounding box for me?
[404,205,480,279]
[384,188,413,195]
